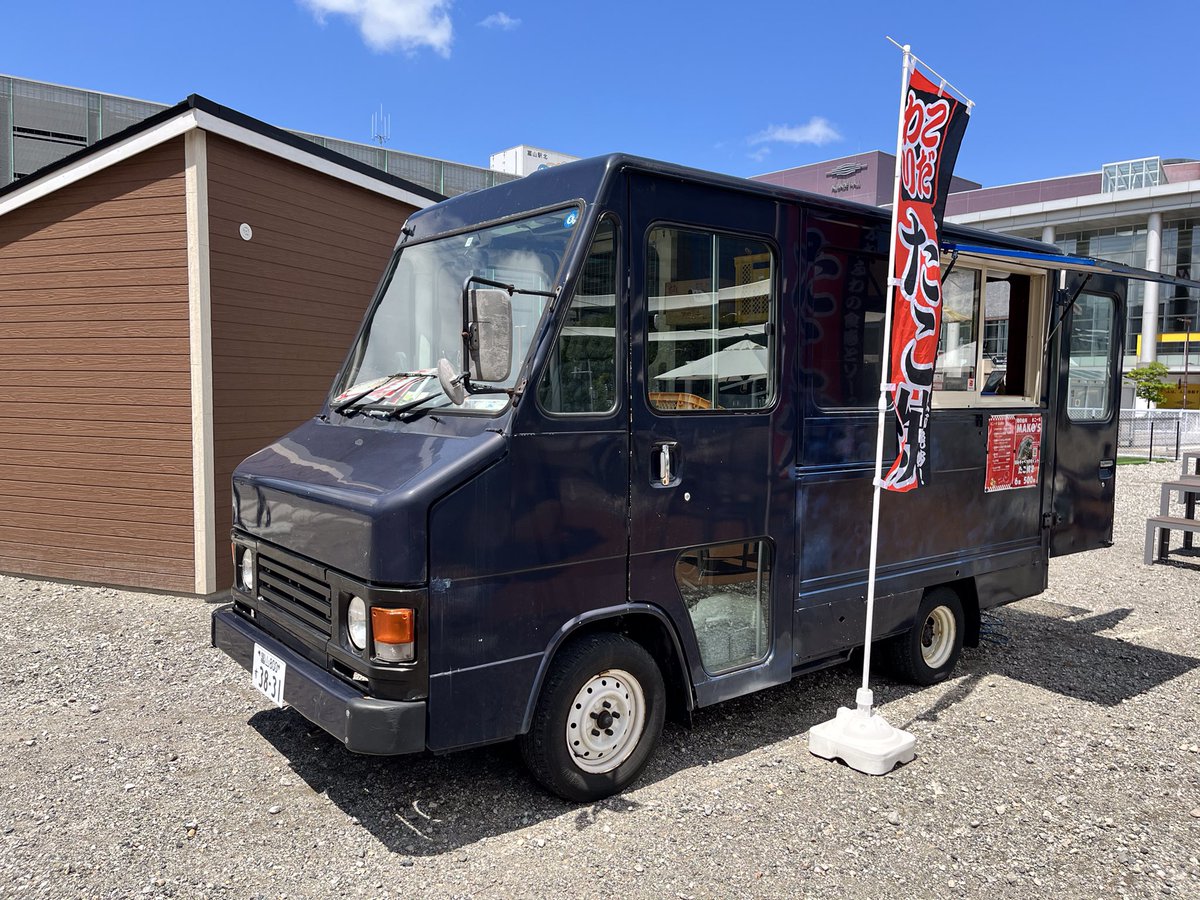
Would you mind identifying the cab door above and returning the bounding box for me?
[1048,273,1126,556]
[626,173,797,707]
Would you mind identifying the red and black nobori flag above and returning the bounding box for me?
[883,68,970,493]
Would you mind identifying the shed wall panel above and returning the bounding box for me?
[0,137,194,590]
[206,135,417,588]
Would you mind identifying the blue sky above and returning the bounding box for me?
[3,1,1198,187]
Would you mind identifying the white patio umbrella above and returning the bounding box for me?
[654,339,767,381]
[939,339,977,368]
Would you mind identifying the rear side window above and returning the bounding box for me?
[800,213,890,410]
[1067,293,1116,421]
[646,227,775,411]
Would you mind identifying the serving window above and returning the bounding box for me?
[933,263,1047,408]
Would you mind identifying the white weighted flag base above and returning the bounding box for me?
[808,688,916,775]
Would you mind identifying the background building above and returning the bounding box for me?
[945,156,1200,393]
[0,74,519,198]
[756,152,1200,407]
[753,151,982,207]
[489,144,579,177]
[0,95,437,595]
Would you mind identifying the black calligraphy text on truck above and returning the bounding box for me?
[211,155,1124,801]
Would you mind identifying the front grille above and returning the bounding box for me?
[256,551,332,639]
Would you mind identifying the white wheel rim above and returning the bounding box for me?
[921,606,956,669]
[565,668,646,774]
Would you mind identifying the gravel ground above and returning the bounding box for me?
[1,460,1198,899]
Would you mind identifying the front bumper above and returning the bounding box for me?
[212,606,426,755]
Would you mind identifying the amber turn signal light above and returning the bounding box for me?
[371,608,415,662]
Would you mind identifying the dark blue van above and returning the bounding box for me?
[212,155,1126,801]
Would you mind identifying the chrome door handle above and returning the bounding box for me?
[655,441,678,486]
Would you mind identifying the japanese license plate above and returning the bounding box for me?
[251,644,287,707]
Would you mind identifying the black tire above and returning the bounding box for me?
[884,587,965,686]
[518,633,666,803]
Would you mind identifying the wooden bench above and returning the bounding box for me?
[1145,516,1200,563]
[1159,476,1200,550]
[1184,450,1200,477]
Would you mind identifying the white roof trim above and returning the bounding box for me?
[0,105,437,220]
[192,110,433,209]
[0,110,199,218]
[950,168,1099,194]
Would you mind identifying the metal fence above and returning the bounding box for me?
[1118,409,1200,460]
[1,75,517,198]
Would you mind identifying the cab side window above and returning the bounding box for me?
[646,227,775,411]
[537,219,619,415]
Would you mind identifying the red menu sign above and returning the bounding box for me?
[985,413,1043,492]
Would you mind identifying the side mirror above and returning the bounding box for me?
[466,287,512,383]
[437,357,466,406]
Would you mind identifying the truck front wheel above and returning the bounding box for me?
[518,633,665,802]
[885,587,965,686]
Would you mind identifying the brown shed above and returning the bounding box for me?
[0,96,441,595]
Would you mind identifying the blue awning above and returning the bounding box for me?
[941,241,1200,291]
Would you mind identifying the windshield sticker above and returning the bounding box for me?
[333,376,389,404]
[345,370,440,407]
[563,210,578,229]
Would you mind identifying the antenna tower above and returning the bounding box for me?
[371,105,391,147]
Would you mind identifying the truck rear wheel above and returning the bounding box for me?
[885,587,964,686]
[518,633,665,802]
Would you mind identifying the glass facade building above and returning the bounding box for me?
[0,74,516,197]
[1052,221,1198,369]
[942,155,1200,392]
[1055,225,1150,356]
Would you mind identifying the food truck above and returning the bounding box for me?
[212,154,1130,801]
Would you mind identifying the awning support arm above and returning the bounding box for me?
[941,248,960,283]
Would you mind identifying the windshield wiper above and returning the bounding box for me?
[375,393,447,420]
[332,372,426,415]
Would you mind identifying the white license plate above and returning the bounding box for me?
[251,644,287,707]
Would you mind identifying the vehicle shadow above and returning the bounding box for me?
[978,603,1199,705]
[248,602,1199,856]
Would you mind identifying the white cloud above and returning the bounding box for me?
[749,117,842,147]
[479,12,520,30]
[300,0,453,56]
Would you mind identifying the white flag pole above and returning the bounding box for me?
[859,41,914,713]
[808,39,918,775]
[886,35,976,109]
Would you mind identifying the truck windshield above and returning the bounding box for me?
[333,206,582,413]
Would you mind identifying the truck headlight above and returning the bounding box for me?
[239,548,255,594]
[347,596,368,650]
